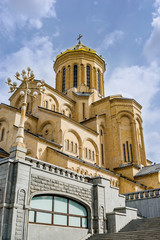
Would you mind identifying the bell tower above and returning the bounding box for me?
[54,37,106,96]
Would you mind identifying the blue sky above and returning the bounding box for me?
[0,0,160,163]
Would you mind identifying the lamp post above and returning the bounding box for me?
[6,67,46,148]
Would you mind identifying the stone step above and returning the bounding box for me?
[120,217,160,232]
[88,229,160,240]
[88,217,160,240]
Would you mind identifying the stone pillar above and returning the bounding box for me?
[65,66,70,90]
[90,67,94,89]
[56,71,61,92]
[77,64,81,87]
[140,126,147,166]
[0,146,32,240]
[70,66,73,88]
[131,120,140,165]
[59,70,62,92]
[117,120,123,164]
[94,68,97,91]
[99,72,102,95]
[89,177,106,234]
[102,74,105,96]
[81,64,85,85]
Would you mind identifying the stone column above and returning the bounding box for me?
[94,68,97,91]
[140,126,147,165]
[90,67,94,89]
[0,146,32,240]
[102,74,105,96]
[99,72,102,95]
[59,70,62,92]
[78,64,81,87]
[89,177,106,234]
[70,65,73,88]
[81,64,85,85]
[131,120,140,165]
[117,120,123,164]
[65,66,70,90]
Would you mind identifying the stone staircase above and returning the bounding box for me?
[88,217,160,240]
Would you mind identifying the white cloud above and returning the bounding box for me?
[143,0,160,62]
[103,30,124,49]
[0,0,56,34]
[97,30,124,53]
[145,131,160,163]
[0,35,57,104]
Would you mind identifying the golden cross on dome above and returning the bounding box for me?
[77,34,83,44]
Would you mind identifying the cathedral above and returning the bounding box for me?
[0,39,160,240]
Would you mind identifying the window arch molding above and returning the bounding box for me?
[116,110,134,123]
[46,93,59,111]
[29,191,92,230]
[0,118,9,142]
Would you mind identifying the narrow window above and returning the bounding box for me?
[89,150,91,159]
[92,151,95,161]
[101,144,104,165]
[62,110,65,115]
[82,103,85,120]
[130,144,133,162]
[74,65,78,87]
[86,65,90,88]
[53,105,55,111]
[85,148,87,158]
[26,103,29,112]
[71,141,73,152]
[45,101,48,109]
[62,68,66,92]
[66,140,69,150]
[123,144,126,162]
[1,128,5,141]
[100,129,103,136]
[97,70,100,92]
[75,143,77,154]
[69,114,71,118]
[126,141,130,162]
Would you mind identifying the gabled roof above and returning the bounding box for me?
[135,163,160,177]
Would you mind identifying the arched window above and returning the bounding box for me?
[1,128,5,141]
[73,65,77,87]
[86,65,90,88]
[29,195,88,228]
[62,68,66,92]
[52,105,55,111]
[97,70,100,93]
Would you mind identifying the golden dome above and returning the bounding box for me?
[56,41,97,60]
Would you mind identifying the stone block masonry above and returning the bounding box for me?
[30,173,92,206]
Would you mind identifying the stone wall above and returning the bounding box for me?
[124,188,160,218]
[30,173,92,205]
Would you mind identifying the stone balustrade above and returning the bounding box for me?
[25,156,89,183]
[124,188,160,201]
